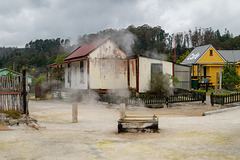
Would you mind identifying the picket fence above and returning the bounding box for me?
[100,90,206,107]
[0,75,23,111]
[210,92,240,106]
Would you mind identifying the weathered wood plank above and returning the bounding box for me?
[118,115,158,133]
[0,75,23,111]
[72,103,78,123]
[119,103,125,119]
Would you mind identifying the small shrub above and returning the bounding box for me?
[147,72,173,96]
[34,74,46,86]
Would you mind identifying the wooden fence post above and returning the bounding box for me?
[22,69,28,115]
[165,97,169,108]
[72,103,78,123]
[221,95,224,108]
[215,71,219,93]
[219,67,222,90]
[210,92,214,106]
[120,103,126,119]
[202,92,206,104]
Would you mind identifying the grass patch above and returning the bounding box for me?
[192,89,214,95]
[216,89,230,93]
[0,111,23,119]
[193,89,232,95]
[214,92,239,96]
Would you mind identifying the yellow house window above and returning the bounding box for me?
[210,50,213,56]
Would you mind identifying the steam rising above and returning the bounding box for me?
[109,29,137,55]
[108,89,130,98]
[68,89,100,104]
[76,29,137,55]
[144,49,167,61]
[48,28,173,107]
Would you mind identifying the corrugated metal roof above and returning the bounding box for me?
[218,50,240,62]
[65,38,108,61]
[0,68,21,76]
[181,44,211,65]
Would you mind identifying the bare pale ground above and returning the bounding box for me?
[1,99,240,160]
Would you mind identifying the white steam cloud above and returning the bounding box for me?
[144,49,168,61]
[109,29,137,55]
[76,29,137,56]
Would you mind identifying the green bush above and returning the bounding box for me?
[147,72,173,96]
[222,62,240,90]
[34,73,46,86]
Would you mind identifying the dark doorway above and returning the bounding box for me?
[203,66,207,77]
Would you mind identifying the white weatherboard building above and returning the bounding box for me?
[47,38,128,92]
[129,55,173,93]
[47,38,191,93]
[128,55,191,93]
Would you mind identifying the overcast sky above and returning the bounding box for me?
[1,0,240,47]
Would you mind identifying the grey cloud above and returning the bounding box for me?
[0,0,240,47]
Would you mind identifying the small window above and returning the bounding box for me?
[210,50,213,56]
[151,63,163,76]
[80,61,84,83]
[68,63,71,84]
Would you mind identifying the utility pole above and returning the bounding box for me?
[174,36,176,62]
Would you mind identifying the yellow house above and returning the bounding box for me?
[181,44,240,88]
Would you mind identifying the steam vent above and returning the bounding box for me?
[118,115,159,133]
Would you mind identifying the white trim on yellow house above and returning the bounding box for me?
[196,45,226,64]
[181,44,240,88]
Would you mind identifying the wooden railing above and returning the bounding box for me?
[0,75,23,111]
[0,71,28,113]
[167,92,206,105]
[100,91,206,107]
[210,92,240,106]
[0,92,23,111]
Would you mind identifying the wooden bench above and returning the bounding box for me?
[198,83,213,89]
[118,115,158,133]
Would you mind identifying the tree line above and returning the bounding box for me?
[0,24,240,77]
[76,25,239,59]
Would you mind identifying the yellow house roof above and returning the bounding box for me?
[197,46,225,64]
[181,44,226,65]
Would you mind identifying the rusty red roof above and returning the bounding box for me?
[65,38,108,61]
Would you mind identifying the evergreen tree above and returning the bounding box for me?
[222,62,240,90]
[176,50,190,64]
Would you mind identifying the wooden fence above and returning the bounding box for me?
[167,92,206,105]
[210,92,240,106]
[100,91,206,107]
[0,75,24,111]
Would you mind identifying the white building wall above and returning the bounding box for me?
[64,61,88,89]
[89,40,128,90]
[138,56,173,93]
[162,61,173,75]
[64,64,70,88]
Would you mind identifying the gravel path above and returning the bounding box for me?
[1,100,240,160]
